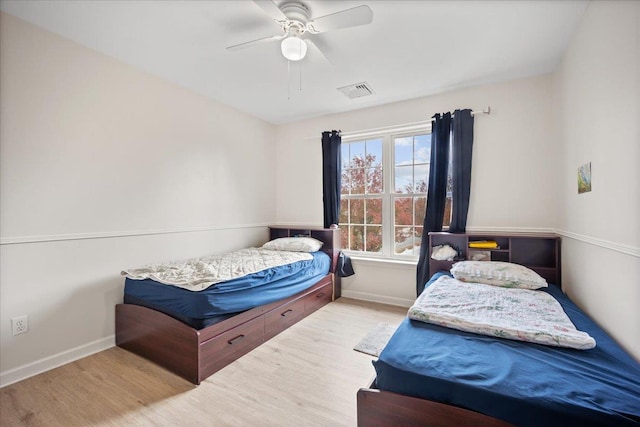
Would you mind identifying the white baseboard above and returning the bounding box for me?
[0,335,115,388]
[342,290,413,308]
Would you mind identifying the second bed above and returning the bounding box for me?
[116,226,340,384]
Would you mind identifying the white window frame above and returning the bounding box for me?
[341,123,432,261]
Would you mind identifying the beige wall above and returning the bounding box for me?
[275,74,558,306]
[0,13,277,385]
[553,0,640,359]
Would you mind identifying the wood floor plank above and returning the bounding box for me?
[0,298,407,426]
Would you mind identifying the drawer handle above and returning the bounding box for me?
[281,309,293,317]
[316,293,325,299]
[227,334,245,345]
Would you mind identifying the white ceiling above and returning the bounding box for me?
[1,0,588,124]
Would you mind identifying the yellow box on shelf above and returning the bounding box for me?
[468,240,499,249]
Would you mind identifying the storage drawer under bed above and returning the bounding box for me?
[264,295,307,339]
[304,281,332,313]
[198,315,265,379]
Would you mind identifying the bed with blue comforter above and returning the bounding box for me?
[367,272,640,426]
[116,227,341,385]
[124,251,331,329]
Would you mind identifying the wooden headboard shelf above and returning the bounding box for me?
[428,232,561,287]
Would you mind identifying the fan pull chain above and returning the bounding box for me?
[286,59,303,100]
[287,60,291,100]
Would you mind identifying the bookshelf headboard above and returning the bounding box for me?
[428,232,561,288]
[268,226,341,274]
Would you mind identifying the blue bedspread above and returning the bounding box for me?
[374,272,640,426]
[124,251,330,327]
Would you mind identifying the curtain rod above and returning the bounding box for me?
[305,106,491,141]
[338,106,491,139]
[443,105,492,119]
[468,106,491,117]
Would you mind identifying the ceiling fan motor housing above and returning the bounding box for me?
[279,2,311,24]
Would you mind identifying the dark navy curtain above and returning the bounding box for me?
[322,130,341,228]
[322,130,355,277]
[416,113,451,295]
[449,109,474,233]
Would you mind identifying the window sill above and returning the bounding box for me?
[348,255,417,269]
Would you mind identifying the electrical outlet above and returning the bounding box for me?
[12,315,29,336]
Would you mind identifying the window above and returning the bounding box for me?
[340,138,383,253]
[339,127,452,259]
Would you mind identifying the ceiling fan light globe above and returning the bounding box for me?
[281,36,307,61]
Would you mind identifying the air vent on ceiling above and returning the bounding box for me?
[337,82,375,99]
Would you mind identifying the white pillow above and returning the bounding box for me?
[450,261,548,290]
[262,237,323,252]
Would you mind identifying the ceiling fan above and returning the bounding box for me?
[226,0,373,62]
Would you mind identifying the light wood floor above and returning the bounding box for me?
[0,298,407,426]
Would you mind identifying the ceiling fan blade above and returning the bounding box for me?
[308,5,373,33]
[253,0,287,21]
[305,38,333,65]
[226,34,284,51]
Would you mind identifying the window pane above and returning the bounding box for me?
[394,197,413,226]
[414,197,426,226]
[414,226,424,256]
[367,139,383,167]
[395,165,413,193]
[350,198,364,224]
[349,142,365,164]
[351,169,365,194]
[366,167,383,194]
[414,164,428,193]
[394,226,415,254]
[443,196,452,227]
[366,198,382,224]
[394,137,413,166]
[340,226,349,251]
[365,226,382,252]
[341,170,350,195]
[414,134,430,163]
[350,225,364,251]
[339,199,349,224]
[341,144,349,169]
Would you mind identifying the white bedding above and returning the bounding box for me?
[122,248,313,291]
[408,276,596,350]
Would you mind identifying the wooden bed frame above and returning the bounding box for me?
[357,380,513,427]
[357,231,562,427]
[116,226,340,385]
